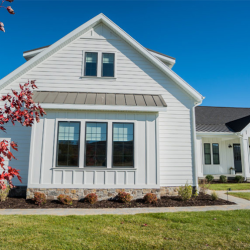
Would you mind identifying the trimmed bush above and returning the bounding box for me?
[33,192,46,206]
[0,185,10,202]
[85,193,98,204]
[235,175,244,183]
[178,183,193,201]
[205,175,214,183]
[211,191,219,201]
[57,194,73,205]
[220,175,227,183]
[117,191,132,203]
[144,193,158,204]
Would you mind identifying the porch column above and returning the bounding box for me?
[196,137,203,177]
[240,136,250,180]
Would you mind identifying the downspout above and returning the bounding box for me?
[191,99,203,191]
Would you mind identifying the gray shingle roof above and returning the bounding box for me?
[33,91,167,107]
[196,106,250,132]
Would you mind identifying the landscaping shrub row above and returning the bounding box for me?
[33,191,158,207]
[205,174,245,183]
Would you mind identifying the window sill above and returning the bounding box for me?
[80,76,117,80]
[52,167,137,170]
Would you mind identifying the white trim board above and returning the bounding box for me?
[0,13,203,102]
[41,103,167,112]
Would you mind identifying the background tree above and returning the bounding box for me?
[0,0,15,32]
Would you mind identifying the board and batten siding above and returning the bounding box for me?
[1,23,196,187]
[28,110,158,188]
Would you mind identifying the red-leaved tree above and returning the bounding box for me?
[0,81,46,189]
[0,0,15,32]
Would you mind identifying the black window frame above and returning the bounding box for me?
[212,143,220,165]
[84,52,98,77]
[204,143,211,165]
[56,121,80,167]
[102,53,115,77]
[112,122,134,168]
[84,122,108,168]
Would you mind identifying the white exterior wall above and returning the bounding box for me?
[200,137,241,175]
[1,23,196,187]
[28,110,159,188]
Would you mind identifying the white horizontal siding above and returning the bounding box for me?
[1,23,195,187]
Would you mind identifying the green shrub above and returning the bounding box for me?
[220,175,227,183]
[144,193,158,204]
[117,191,132,203]
[211,191,219,201]
[57,194,73,205]
[235,175,244,183]
[0,185,10,202]
[33,192,46,206]
[85,193,98,204]
[206,175,214,183]
[178,182,193,201]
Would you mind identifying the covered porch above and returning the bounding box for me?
[196,131,250,181]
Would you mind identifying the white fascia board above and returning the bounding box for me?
[0,13,203,102]
[41,103,167,112]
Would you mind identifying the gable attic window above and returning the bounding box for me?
[85,52,98,76]
[102,53,115,77]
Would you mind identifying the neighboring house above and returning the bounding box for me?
[0,14,248,200]
[196,106,250,180]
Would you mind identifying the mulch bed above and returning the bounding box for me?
[0,193,235,209]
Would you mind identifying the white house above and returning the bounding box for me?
[196,106,250,180]
[0,14,249,200]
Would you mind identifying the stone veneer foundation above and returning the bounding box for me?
[26,187,180,201]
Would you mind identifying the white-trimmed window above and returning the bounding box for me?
[112,123,134,167]
[57,122,80,167]
[85,52,98,76]
[85,122,107,167]
[204,143,220,165]
[102,53,115,77]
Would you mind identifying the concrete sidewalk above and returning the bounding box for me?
[0,190,249,216]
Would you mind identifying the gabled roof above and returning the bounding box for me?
[196,106,250,132]
[0,13,203,102]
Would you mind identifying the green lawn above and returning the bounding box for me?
[229,192,250,201]
[0,211,250,249]
[208,183,250,191]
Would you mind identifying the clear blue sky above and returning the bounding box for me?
[1,0,249,107]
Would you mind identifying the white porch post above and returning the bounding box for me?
[240,135,250,180]
[196,137,203,177]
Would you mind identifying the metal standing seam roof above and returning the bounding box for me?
[196,106,250,133]
[32,91,167,107]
